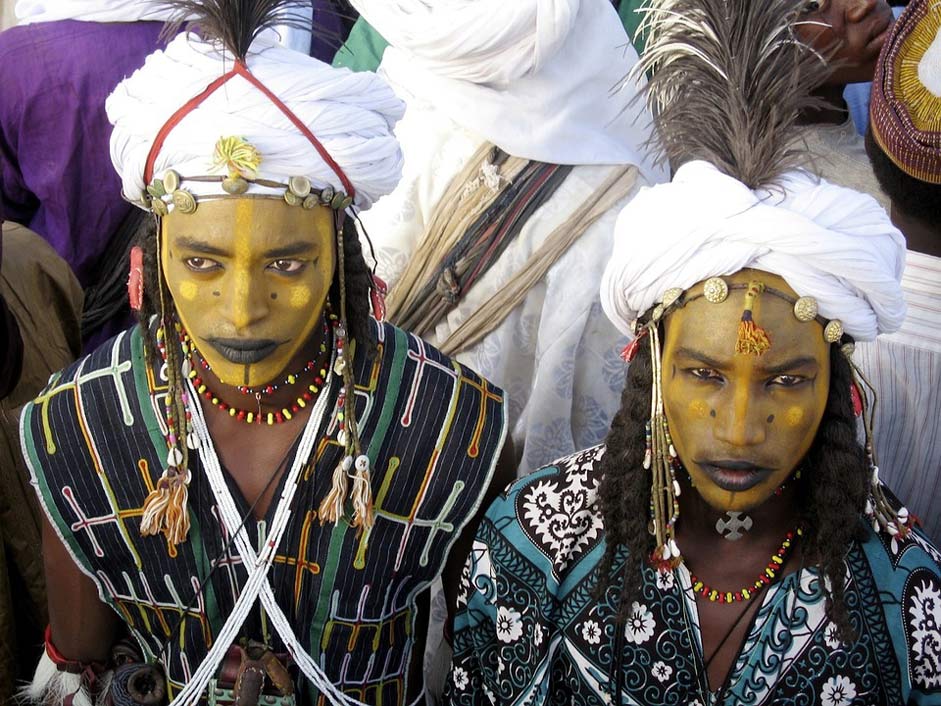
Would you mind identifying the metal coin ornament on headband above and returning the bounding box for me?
[793,296,818,322]
[142,136,355,216]
[823,319,844,343]
[702,276,729,304]
[643,277,846,348]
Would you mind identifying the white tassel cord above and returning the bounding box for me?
[171,361,367,706]
[19,651,113,706]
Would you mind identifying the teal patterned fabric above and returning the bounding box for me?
[446,445,941,705]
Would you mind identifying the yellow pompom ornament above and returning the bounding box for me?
[213,136,262,180]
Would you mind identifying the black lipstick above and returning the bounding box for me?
[206,338,279,365]
[695,459,774,493]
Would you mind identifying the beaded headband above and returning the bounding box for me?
[144,137,355,217]
[631,276,845,347]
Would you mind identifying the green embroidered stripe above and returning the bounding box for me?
[309,327,408,662]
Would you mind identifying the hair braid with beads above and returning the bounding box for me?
[595,325,868,639]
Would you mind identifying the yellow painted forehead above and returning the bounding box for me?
[161,197,335,256]
[665,270,828,364]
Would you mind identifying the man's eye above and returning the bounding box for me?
[268,259,306,274]
[689,368,723,382]
[770,374,806,387]
[184,257,220,272]
[801,0,824,14]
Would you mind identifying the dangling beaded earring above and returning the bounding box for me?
[639,302,682,569]
[318,213,375,533]
[843,344,914,552]
[139,223,195,552]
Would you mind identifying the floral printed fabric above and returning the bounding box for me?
[445,446,941,706]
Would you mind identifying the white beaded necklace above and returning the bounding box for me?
[167,356,367,706]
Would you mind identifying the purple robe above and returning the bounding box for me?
[0,20,165,288]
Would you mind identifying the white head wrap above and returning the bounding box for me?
[350,0,664,179]
[107,32,404,210]
[600,161,907,342]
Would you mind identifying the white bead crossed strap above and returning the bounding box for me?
[168,369,367,706]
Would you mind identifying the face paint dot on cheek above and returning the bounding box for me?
[785,406,805,427]
[767,414,775,424]
[271,292,278,300]
[178,282,198,301]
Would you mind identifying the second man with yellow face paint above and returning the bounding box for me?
[20,2,514,704]
[446,0,941,703]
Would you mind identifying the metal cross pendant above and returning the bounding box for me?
[715,511,753,541]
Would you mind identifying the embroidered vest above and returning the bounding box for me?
[23,321,506,704]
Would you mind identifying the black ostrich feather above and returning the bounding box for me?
[631,0,832,189]
[160,0,351,60]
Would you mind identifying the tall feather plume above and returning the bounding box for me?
[630,0,831,189]
[160,0,345,61]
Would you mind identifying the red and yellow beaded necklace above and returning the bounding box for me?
[687,527,802,604]
[185,318,334,425]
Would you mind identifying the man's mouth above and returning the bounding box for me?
[695,460,774,493]
[206,338,280,365]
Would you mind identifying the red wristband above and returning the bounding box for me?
[44,625,107,675]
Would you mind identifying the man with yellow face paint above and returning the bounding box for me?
[17,2,513,705]
[446,0,941,704]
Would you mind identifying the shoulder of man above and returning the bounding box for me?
[853,521,941,697]
[479,444,608,582]
[365,318,506,402]
[354,319,509,522]
[857,511,941,579]
[20,325,150,468]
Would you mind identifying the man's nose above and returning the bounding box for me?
[713,384,767,447]
[846,0,877,24]
[224,271,269,332]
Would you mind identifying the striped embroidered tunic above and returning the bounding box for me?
[21,320,507,705]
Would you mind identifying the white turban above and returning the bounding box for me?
[350,0,664,179]
[351,0,576,85]
[600,161,907,342]
[107,32,405,210]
